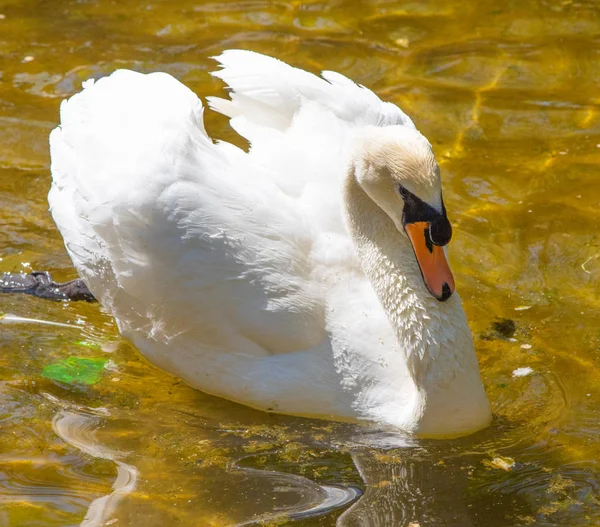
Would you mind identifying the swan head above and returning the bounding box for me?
[351,126,455,302]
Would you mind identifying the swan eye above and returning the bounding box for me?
[398,186,410,200]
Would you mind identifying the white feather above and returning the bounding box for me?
[49,52,490,435]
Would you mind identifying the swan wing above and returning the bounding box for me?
[49,70,324,357]
[208,50,408,399]
[208,50,416,235]
[209,49,415,131]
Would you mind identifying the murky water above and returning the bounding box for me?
[2,0,600,525]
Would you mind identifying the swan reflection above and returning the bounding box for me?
[338,450,475,527]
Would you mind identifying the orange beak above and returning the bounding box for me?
[405,221,455,301]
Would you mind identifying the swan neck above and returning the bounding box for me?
[342,168,491,436]
[342,169,434,363]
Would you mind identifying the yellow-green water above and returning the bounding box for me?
[2,0,600,525]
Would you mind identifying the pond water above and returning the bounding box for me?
[2,0,600,525]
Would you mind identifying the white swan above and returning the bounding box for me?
[49,50,491,437]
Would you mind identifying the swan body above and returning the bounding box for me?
[49,51,491,437]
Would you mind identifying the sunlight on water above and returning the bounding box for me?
[1,0,600,525]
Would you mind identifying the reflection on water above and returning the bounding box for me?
[0,316,593,526]
[48,402,138,527]
[338,451,476,526]
[2,0,600,525]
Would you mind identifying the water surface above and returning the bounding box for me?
[2,0,600,525]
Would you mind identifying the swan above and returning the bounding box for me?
[48,50,491,437]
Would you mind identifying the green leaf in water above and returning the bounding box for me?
[42,356,107,385]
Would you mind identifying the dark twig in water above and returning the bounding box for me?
[0,271,96,302]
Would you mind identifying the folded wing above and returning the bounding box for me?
[49,69,324,357]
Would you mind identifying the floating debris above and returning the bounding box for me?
[101,341,119,353]
[42,356,108,385]
[104,359,119,372]
[22,55,35,63]
[484,456,515,471]
[513,367,534,377]
[581,254,599,274]
[514,305,531,311]
[520,343,532,350]
[480,318,518,341]
[491,318,516,339]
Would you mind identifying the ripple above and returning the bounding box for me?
[223,453,360,526]
[48,400,138,527]
[0,312,80,329]
[0,117,53,170]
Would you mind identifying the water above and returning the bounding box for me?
[2,0,600,525]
